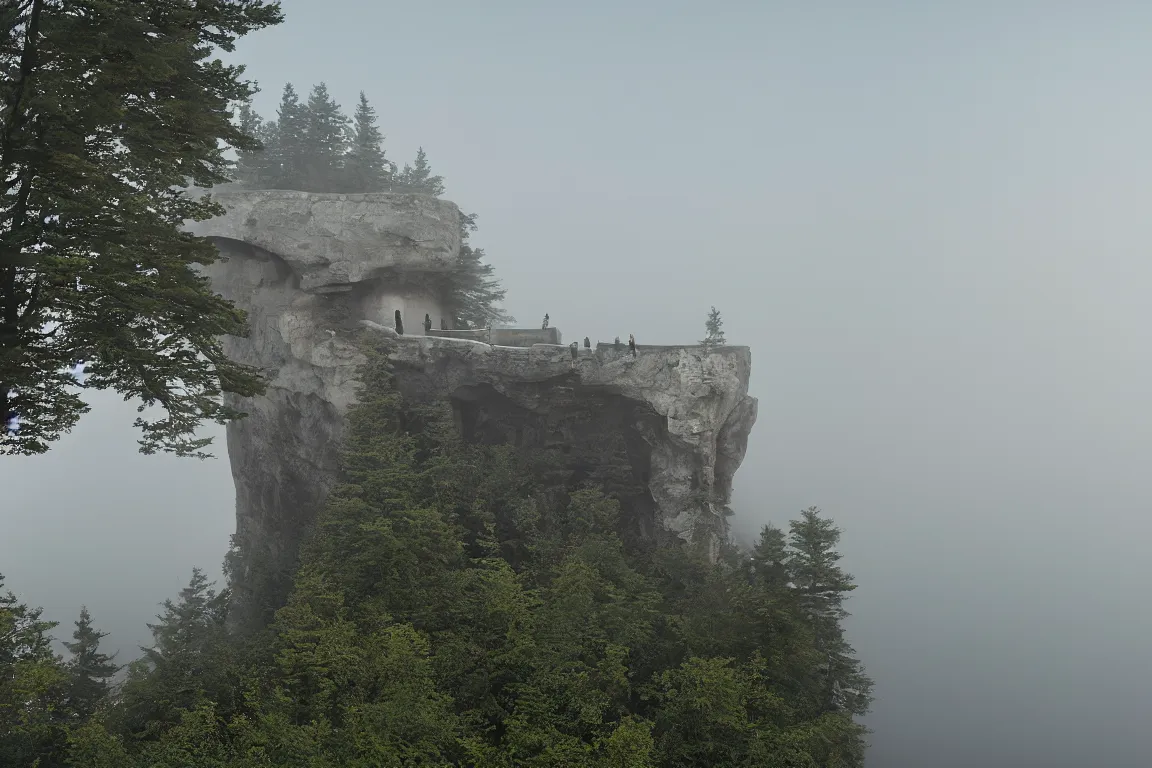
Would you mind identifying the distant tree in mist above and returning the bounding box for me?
[787,507,874,717]
[268,83,308,190]
[300,83,350,192]
[444,212,514,329]
[343,91,393,193]
[391,146,445,195]
[63,607,120,723]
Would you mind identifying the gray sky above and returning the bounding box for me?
[4,3,1152,765]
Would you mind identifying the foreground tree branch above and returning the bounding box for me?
[0,0,283,457]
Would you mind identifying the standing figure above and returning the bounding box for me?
[424,313,432,333]
[583,336,591,349]
[441,317,448,330]
[628,333,636,357]
[614,336,621,350]
[394,309,404,335]
[542,313,550,330]
[569,341,579,360]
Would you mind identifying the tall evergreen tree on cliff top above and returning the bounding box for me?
[233,100,275,187]
[0,0,279,457]
[343,91,392,193]
[300,82,349,192]
[267,83,307,191]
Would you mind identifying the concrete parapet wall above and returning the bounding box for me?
[491,327,563,347]
[427,328,490,342]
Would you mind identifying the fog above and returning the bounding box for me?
[4,3,1152,765]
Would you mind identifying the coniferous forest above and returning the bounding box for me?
[233,83,513,331]
[1,1,874,766]
[2,342,873,766]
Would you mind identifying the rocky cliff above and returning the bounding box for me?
[190,187,758,618]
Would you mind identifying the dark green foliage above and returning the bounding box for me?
[0,0,279,457]
[0,574,69,767]
[56,338,870,766]
[343,91,392,193]
[443,212,514,328]
[62,607,119,724]
[787,508,873,718]
[109,569,241,745]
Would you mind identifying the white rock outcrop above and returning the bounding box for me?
[194,189,757,621]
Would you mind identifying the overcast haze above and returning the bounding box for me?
[4,3,1152,765]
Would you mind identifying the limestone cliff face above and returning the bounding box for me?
[192,188,757,615]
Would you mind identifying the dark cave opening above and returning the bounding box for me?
[445,379,664,544]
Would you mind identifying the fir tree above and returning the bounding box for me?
[233,100,270,186]
[752,523,790,590]
[62,607,120,723]
[700,306,726,348]
[0,0,279,457]
[443,212,513,329]
[393,147,445,195]
[112,569,237,742]
[787,507,874,717]
[300,83,349,192]
[62,603,120,723]
[269,83,308,190]
[0,575,69,767]
[343,91,391,193]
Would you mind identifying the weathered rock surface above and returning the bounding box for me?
[188,188,461,291]
[194,189,757,620]
[385,333,757,542]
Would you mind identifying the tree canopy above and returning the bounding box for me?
[0,337,873,767]
[0,0,281,457]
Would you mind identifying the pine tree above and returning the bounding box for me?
[0,0,278,457]
[233,101,267,186]
[444,212,513,329]
[62,607,120,722]
[343,91,391,193]
[0,575,69,766]
[751,523,790,589]
[112,569,237,741]
[787,507,873,717]
[700,306,726,348]
[269,83,308,190]
[393,147,445,195]
[300,83,349,192]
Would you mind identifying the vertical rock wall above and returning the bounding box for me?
[192,189,757,623]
